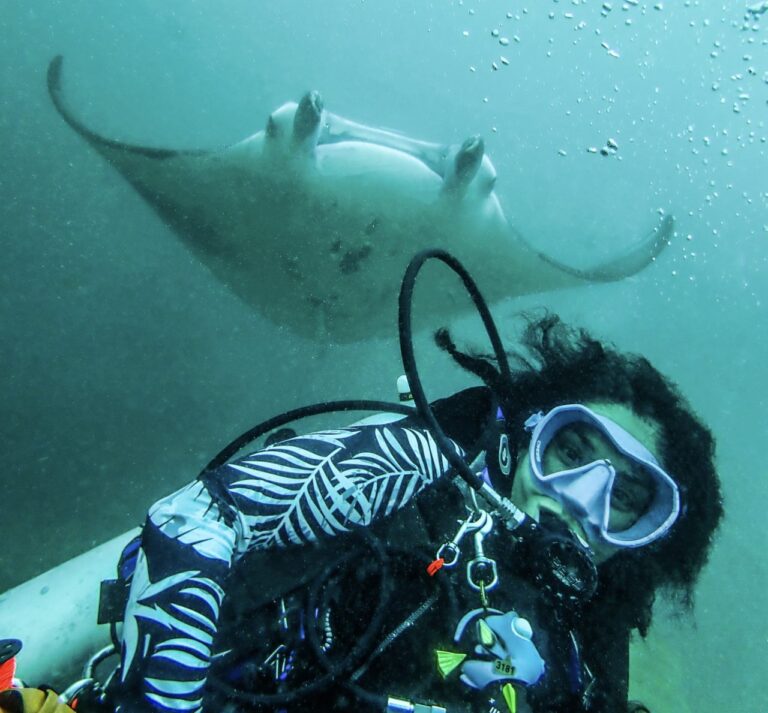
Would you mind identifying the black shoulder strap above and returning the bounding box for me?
[399,386,496,461]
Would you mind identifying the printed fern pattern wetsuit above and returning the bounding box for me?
[116,420,464,713]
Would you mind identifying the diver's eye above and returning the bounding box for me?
[545,426,597,472]
[555,431,587,466]
[562,444,582,464]
[610,485,635,512]
[611,472,654,516]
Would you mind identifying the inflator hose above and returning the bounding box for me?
[398,248,513,493]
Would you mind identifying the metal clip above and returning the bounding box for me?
[467,512,498,592]
[436,510,489,568]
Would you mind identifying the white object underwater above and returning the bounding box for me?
[47,56,673,344]
[0,529,139,686]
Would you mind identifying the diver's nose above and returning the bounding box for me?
[536,497,590,547]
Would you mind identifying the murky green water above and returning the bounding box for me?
[1,2,765,710]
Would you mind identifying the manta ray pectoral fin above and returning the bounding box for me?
[46,55,251,263]
[537,214,674,283]
[47,56,205,162]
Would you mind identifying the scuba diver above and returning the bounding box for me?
[103,253,722,713]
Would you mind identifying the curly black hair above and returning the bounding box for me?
[435,313,723,634]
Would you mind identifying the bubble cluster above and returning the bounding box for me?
[586,137,620,157]
[454,0,766,234]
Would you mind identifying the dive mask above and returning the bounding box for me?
[524,404,680,548]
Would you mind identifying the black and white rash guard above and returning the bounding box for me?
[115,390,494,713]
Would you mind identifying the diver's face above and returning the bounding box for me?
[510,402,662,564]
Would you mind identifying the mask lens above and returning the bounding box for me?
[528,405,680,548]
[607,466,657,532]
[542,422,595,473]
[544,423,657,531]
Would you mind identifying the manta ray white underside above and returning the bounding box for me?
[47,56,672,343]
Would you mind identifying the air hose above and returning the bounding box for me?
[397,249,529,529]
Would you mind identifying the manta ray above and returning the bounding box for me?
[47,56,673,343]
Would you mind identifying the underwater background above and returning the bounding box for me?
[1,1,765,710]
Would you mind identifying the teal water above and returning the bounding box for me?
[1,1,765,710]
